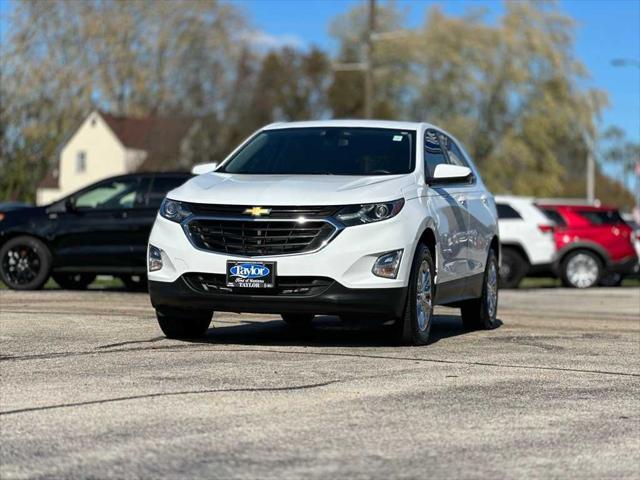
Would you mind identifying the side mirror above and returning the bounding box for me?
[430,164,473,184]
[191,162,218,175]
[65,197,77,212]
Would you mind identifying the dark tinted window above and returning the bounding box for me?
[424,130,448,177]
[441,135,469,167]
[496,203,522,219]
[147,175,190,207]
[578,210,624,225]
[220,128,415,175]
[540,208,567,227]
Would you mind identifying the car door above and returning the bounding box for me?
[424,129,470,286]
[442,134,495,289]
[51,176,142,271]
[125,173,191,270]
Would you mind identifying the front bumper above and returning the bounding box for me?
[149,275,407,317]
[147,201,425,290]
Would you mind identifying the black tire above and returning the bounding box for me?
[598,273,623,287]
[156,308,212,339]
[120,274,148,292]
[0,236,52,290]
[560,249,602,288]
[395,243,435,346]
[281,313,314,328]
[499,247,528,289]
[52,273,96,290]
[461,249,499,330]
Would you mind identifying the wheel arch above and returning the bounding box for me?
[557,242,610,268]
[500,242,529,265]
[0,231,52,252]
[417,227,437,266]
[490,235,500,263]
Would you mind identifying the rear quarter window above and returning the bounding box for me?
[540,208,567,227]
[496,204,522,220]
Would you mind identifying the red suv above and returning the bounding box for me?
[537,204,638,288]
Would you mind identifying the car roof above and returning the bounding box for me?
[539,204,619,212]
[262,119,430,131]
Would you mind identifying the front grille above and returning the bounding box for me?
[187,219,337,256]
[183,273,333,296]
[187,203,340,219]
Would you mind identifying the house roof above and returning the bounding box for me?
[38,169,59,189]
[38,111,196,190]
[100,112,196,171]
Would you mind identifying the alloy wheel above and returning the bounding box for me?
[566,253,599,288]
[486,259,498,319]
[2,245,42,286]
[415,260,433,331]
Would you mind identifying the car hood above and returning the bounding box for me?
[0,206,47,231]
[168,173,416,205]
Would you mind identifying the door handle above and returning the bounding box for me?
[456,195,467,206]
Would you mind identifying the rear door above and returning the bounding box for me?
[424,129,470,286]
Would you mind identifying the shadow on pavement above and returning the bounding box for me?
[187,314,503,348]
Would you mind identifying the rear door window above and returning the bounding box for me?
[540,208,566,227]
[496,204,522,219]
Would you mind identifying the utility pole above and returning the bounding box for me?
[364,0,376,118]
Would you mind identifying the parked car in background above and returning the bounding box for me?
[0,172,191,290]
[495,195,557,288]
[537,204,638,288]
[148,120,500,345]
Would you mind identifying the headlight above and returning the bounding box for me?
[336,199,404,226]
[159,198,192,223]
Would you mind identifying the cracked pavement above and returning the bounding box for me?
[1,287,639,479]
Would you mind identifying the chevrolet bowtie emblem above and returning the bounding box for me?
[244,206,271,217]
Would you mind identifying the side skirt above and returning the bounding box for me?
[434,273,484,306]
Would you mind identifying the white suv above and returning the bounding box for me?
[148,121,499,345]
[495,195,557,288]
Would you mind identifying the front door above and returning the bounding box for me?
[440,134,494,289]
[424,129,470,286]
[51,176,143,272]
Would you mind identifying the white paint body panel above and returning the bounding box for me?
[495,195,557,266]
[149,120,499,293]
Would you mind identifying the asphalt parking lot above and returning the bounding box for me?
[1,287,639,479]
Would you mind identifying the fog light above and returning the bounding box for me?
[372,249,403,279]
[148,245,163,272]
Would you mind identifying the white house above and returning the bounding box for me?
[37,110,197,205]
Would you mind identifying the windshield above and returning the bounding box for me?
[219,127,416,175]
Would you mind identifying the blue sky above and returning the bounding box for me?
[233,0,640,144]
[1,0,638,143]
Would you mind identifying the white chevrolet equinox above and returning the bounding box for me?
[148,120,499,345]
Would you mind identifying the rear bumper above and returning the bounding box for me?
[607,256,639,275]
[149,276,408,317]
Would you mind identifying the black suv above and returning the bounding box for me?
[0,172,191,290]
